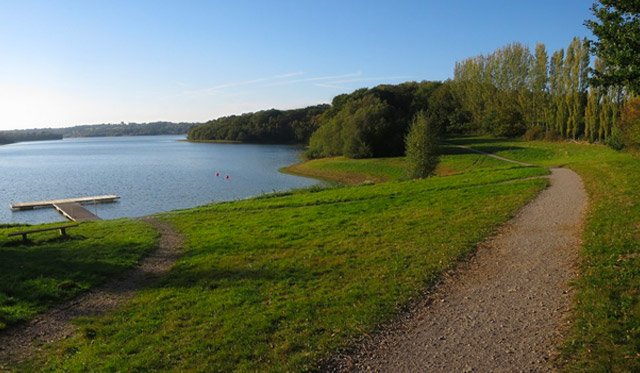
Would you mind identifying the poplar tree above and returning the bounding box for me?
[599,95,610,140]
[550,49,566,136]
[450,38,612,141]
[405,111,438,178]
[531,43,549,128]
[585,88,600,142]
[564,38,580,138]
[576,38,591,139]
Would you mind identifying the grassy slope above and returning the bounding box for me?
[451,138,640,372]
[282,145,512,185]
[0,220,157,330]
[26,150,548,371]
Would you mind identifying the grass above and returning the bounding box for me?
[23,150,549,371]
[450,137,640,372]
[282,144,517,185]
[0,220,157,331]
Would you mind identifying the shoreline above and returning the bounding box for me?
[184,138,309,148]
[3,152,323,226]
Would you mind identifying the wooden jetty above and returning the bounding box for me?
[53,202,100,222]
[11,195,119,222]
[11,195,119,210]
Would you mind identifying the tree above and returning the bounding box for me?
[405,111,438,178]
[585,87,600,142]
[188,105,328,144]
[550,49,567,136]
[427,82,470,134]
[563,37,590,139]
[586,0,640,94]
[531,43,549,128]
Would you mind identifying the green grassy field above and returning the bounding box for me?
[0,220,157,331]
[450,137,640,372]
[282,144,517,185]
[23,149,548,371]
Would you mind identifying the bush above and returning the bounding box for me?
[523,126,545,141]
[544,130,561,142]
[607,126,625,150]
[405,111,439,178]
[620,97,640,148]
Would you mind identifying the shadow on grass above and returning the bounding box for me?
[0,235,151,328]
[1,235,86,248]
[156,264,309,290]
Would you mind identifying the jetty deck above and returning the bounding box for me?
[11,195,119,222]
[11,195,119,210]
[53,202,101,222]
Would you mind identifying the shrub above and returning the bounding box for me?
[405,111,439,178]
[620,97,640,148]
[544,129,561,141]
[523,126,545,141]
[607,125,625,150]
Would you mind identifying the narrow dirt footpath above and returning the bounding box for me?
[331,168,587,372]
[453,144,534,166]
[0,217,182,368]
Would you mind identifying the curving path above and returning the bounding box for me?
[0,217,183,368]
[330,167,587,372]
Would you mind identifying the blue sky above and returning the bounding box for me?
[0,0,594,129]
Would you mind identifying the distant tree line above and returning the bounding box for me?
[187,105,329,144]
[59,121,195,137]
[0,122,195,146]
[0,130,62,145]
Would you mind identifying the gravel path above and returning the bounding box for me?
[0,217,183,368]
[329,167,587,372]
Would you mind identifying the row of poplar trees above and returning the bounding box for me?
[452,37,628,142]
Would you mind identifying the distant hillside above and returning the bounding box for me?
[0,122,196,146]
[58,121,196,137]
[0,130,62,145]
[188,105,329,144]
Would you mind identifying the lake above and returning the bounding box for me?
[0,135,318,224]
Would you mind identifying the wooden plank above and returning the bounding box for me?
[53,203,101,222]
[8,224,79,236]
[7,224,79,241]
[11,195,119,210]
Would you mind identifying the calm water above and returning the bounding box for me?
[0,135,318,224]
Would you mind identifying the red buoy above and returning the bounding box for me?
[216,172,220,177]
